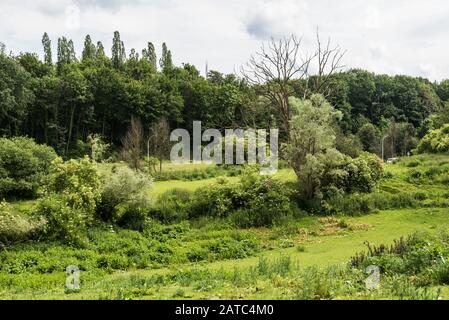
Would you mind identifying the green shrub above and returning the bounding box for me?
[322,191,425,216]
[33,195,87,245]
[382,171,395,179]
[345,152,384,193]
[189,174,293,227]
[296,149,384,200]
[88,134,110,162]
[189,179,239,219]
[350,232,449,286]
[186,245,210,262]
[205,236,259,260]
[438,173,449,185]
[295,266,340,300]
[416,124,449,154]
[0,201,46,244]
[0,137,57,198]
[66,139,91,159]
[149,188,191,223]
[42,156,101,216]
[34,157,101,244]
[433,263,449,285]
[98,166,152,222]
[406,160,421,168]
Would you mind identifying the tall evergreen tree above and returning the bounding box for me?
[42,32,52,65]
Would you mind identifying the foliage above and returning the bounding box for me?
[357,123,380,153]
[88,134,110,162]
[350,232,449,286]
[416,123,449,154]
[42,157,101,215]
[189,174,293,227]
[98,166,152,223]
[149,188,192,223]
[34,157,101,244]
[0,137,57,198]
[285,95,349,199]
[152,165,246,181]
[33,194,87,245]
[0,222,260,275]
[0,201,45,244]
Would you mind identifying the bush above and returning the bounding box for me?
[149,188,191,223]
[34,157,101,244]
[297,149,384,199]
[416,123,449,154]
[97,166,152,222]
[433,263,449,285]
[33,195,87,245]
[321,191,424,216]
[0,137,57,198]
[350,232,449,286]
[204,236,259,260]
[347,152,384,193]
[88,134,110,162]
[189,174,293,227]
[0,201,46,244]
[406,160,421,168]
[42,157,101,216]
[114,202,149,231]
[189,179,240,219]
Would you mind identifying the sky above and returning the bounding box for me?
[1,0,448,81]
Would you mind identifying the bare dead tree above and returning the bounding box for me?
[306,29,346,98]
[121,117,143,170]
[241,31,345,135]
[148,117,170,172]
[241,35,314,134]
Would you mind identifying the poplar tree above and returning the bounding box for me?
[42,32,52,65]
[57,37,69,72]
[112,31,125,69]
[96,41,105,58]
[148,42,157,70]
[68,40,76,61]
[160,42,173,73]
[82,34,96,61]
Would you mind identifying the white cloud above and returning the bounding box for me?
[245,0,311,39]
[365,6,381,29]
[65,2,81,31]
[1,0,449,80]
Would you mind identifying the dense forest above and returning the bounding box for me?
[1,31,449,159]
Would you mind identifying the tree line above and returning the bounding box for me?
[1,32,449,159]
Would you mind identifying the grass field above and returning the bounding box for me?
[1,207,447,299]
[1,155,449,299]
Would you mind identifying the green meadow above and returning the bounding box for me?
[1,154,448,300]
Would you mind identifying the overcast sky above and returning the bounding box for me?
[1,0,448,81]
